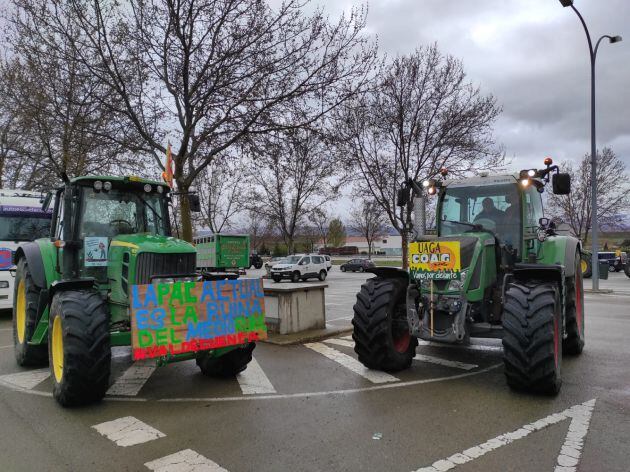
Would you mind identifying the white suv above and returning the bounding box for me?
[271,254,328,283]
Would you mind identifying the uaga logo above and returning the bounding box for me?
[408,241,461,280]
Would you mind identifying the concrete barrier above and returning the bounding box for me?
[263,280,327,334]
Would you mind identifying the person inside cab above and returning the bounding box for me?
[474,197,505,228]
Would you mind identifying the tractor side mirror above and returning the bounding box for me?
[188,193,201,212]
[41,192,53,212]
[396,187,410,207]
[539,217,550,227]
[552,173,571,195]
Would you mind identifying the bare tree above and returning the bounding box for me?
[349,200,387,258]
[336,45,502,267]
[547,148,630,243]
[193,156,248,233]
[248,124,343,253]
[241,209,274,253]
[311,207,331,248]
[19,0,377,240]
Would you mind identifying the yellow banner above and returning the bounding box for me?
[408,241,461,280]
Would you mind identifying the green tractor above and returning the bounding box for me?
[352,160,584,394]
[13,175,255,406]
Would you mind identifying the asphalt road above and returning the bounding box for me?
[0,270,629,471]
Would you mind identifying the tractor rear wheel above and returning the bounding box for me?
[564,253,585,355]
[196,343,255,377]
[502,281,562,395]
[352,277,417,372]
[13,258,48,366]
[49,290,111,407]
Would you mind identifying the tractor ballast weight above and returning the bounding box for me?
[12,176,256,406]
[352,160,585,395]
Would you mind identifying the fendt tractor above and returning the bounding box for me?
[352,159,584,394]
[13,176,256,406]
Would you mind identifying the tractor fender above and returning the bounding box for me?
[13,243,47,289]
[563,237,581,278]
[48,278,97,305]
[367,267,409,281]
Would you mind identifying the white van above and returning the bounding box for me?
[0,190,52,310]
[270,254,328,283]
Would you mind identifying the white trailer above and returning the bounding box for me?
[0,190,52,310]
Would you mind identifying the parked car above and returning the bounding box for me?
[265,256,286,276]
[340,258,375,273]
[249,253,263,269]
[598,251,627,272]
[270,254,328,282]
[323,254,332,271]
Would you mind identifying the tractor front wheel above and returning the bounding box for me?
[502,281,562,395]
[564,253,585,355]
[352,277,417,372]
[581,255,592,279]
[196,343,255,377]
[49,290,111,407]
[13,258,48,366]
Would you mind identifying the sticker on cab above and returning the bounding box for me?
[85,237,109,267]
[408,241,461,280]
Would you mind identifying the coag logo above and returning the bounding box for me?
[409,241,460,272]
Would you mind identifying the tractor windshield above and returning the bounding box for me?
[438,182,521,249]
[80,186,168,238]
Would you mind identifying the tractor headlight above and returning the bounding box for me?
[103,181,112,191]
[93,180,103,191]
[144,184,152,193]
[449,269,468,291]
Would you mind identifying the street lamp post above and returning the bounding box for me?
[559,0,622,290]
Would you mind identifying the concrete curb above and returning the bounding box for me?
[584,289,615,294]
[262,325,352,346]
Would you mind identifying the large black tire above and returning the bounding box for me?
[318,270,327,281]
[581,255,592,279]
[502,282,562,395]
[564,253,585,355]
[254,261,263,269]
[13,258,48,366]
[49,290,111,407]
[352,277,417,372]
[196,343,255,377]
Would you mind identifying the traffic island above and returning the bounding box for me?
[261,280,352,344]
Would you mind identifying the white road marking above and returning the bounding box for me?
[304,342,399,384]
[0,344,13,349]
[111,346,132,359]
[413,399,597,472]
[340,335,353,341]
[92,416,165,447]
[555,399,597,471]
[236,357,276,395]
[107,360,157,396]
[145,449,229,472]
[417,340,502,352]
[0,368,50,389]
[323,338,354,348]
[414,354,478,371]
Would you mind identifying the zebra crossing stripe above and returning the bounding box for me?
[92,416,165,447]
[414,354,478,371]
[107,360,157,396]
[145,449,229,472]
[304,342,399,384]
[0,368,50,390]
[323,338,354,348]
[236,356,276,395]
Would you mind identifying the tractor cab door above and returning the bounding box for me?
[522,186,544,255]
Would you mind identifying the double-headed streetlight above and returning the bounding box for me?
[559,0,622,290]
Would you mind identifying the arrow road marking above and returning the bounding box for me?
[236,356,276,395]
[413,399,596,472]
[145,449,229,472]
[92,416,166,447]
[0,368,50,390]
[305,342,399,384]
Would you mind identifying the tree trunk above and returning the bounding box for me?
[401,231,408,270]
[178,182,193,242]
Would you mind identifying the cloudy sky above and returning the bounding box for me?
[323,0,629,172]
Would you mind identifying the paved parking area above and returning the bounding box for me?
[0,269,629,471]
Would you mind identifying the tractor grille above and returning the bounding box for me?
[135,252,196,285]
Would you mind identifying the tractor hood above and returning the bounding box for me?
[110,233,196,254]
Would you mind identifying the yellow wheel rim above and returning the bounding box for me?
[16,280,26,344]
[51,316,64,383]
[580,259,588,274]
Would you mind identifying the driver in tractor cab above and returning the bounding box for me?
[474,197,505,227]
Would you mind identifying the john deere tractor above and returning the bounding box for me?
[352,159,584,394]
[13,176,255,406]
